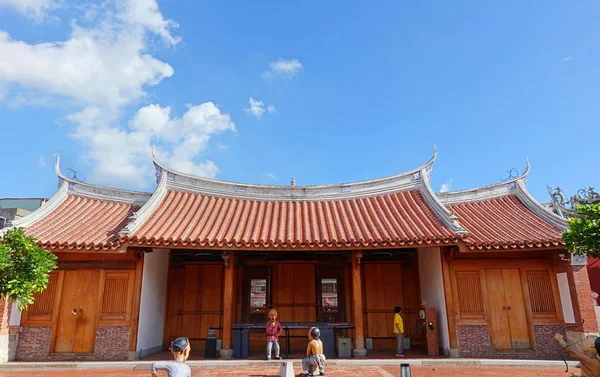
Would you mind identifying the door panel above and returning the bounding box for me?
[364,263,403,339]
[54,270,101,353]
[484,268,531,351]
[484,269,511,350]
[502,269,531,349]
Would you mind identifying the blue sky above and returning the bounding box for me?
[0,1,598,204]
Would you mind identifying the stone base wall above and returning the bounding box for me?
[15,327,52,361]
[15,326,130,361]
[457,324,566,359]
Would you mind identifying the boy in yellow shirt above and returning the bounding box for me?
[394,306,404,357]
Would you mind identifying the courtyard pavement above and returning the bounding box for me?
[0,365,574,377]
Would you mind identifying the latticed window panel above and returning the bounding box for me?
[527,271,557,318]
[100,271,133,322]
[455,271,485,319]
[28,272,59,319]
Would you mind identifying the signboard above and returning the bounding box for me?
[571,254,588,266]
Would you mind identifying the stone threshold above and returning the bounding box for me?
[0,358,578,371]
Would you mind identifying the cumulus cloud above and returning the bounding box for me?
[69,103,235,186]
[243,97,276,119]
[440,178,453,193]
[0,0,57,20]
[262,58,303,79]
[0,0,234,188]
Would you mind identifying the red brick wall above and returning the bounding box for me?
[15,326,130,361]
[94,326,130,360]
[554,256,598,332]
[15,327,52,360]
[457,325,565,359]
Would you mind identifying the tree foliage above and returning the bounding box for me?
[0,228,57,310]
[563,203,600,258]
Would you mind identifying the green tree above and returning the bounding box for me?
[563,203,600,258]
[0,228,57,310]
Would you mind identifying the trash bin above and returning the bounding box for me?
[319,326,335,359]
[205,328,217,359]
[233,326,249,359]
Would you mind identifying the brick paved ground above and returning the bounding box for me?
[0,365,572,377]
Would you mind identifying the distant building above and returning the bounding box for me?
[0,198,48,229]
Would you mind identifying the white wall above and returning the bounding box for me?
[557,272,575,323]
[418,247,450,354]
[136,249,170,357]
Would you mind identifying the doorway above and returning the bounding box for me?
[484,268,531,350]
[53,270,101,353]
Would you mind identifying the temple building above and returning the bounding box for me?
[0,150,596,362]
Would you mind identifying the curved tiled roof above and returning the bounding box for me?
[447,195,563,250]
[125,189,459,249]
[26,194,140,251]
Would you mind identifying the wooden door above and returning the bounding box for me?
[484,269,531,350]
[363,263,403,349]
[54,270,101,353]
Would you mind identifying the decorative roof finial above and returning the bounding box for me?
[291,178,296,187]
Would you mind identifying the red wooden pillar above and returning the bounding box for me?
[220,251,235,359]
[351,251,367,357]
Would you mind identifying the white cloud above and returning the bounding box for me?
[262,172,276,180]
[244,97,275,119]
[0,0,57,20]
[0,1,235,188]
[69,102,235,187]
[440,178,453,193]
[0,0,177,109]
[218,144,229,150]
[38,156,47,168]
[562,56,573,62]
[262,58,303,79]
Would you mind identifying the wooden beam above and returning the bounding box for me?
[222,251,235,351]
[351,251,365,350]
[57,260,136,270]
[440,246,458,350]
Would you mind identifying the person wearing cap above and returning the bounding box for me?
[150,337,192,377]
[299,327,326,376]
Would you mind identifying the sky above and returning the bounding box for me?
[0,0,598,204]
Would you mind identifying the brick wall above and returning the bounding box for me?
[15,326,130,361]
[554,256,598,332]
[94,326,130,360]
[457,324,566,359]
[15,327,52,361]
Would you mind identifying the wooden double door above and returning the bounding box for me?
[54,270,101,353]
[484,268,530,350]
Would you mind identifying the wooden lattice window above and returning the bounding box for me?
[27,272,59,322]
[527,270,558,318]
[100,271,133,322]
[455,271,485,319]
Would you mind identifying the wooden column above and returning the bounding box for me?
[221,251,235,358]
[440,246,458,356]
[351,251,366,356]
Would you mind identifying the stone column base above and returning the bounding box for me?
[449,348,459,358]
[219,349,233,359]
[352,348,367,358]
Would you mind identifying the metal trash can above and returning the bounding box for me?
[319,326,336,359]
[205,328,217,359]
[233,327,249,359]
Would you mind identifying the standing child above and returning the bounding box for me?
[394,306,405,357]
[266,308,283,360]
[150,337,192,377]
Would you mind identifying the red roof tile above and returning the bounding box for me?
[447,195,563,250]
[127,190,458,249]
[26,195,138,251]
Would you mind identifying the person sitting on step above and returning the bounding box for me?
[150,337,192,377]
[299,327,326,376]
